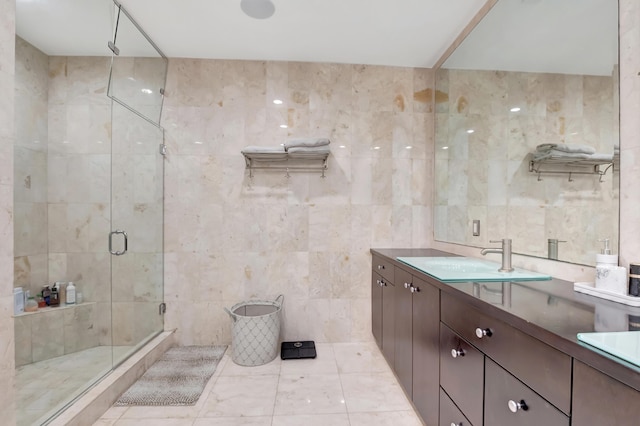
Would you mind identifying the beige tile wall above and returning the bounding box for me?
[161,60,434,345]
[1,0,15,423]
[14,38,49,293]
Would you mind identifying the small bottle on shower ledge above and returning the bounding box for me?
[66,282,76,305]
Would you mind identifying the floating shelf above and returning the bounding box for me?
[242,151,329,178]
[529,158,613,182]
[574,282,640,307]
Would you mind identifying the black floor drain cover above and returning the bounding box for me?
[281,341,317,360]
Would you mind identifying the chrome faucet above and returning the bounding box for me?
[480,239,514,272]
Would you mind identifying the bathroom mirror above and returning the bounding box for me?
[434,0,619,267]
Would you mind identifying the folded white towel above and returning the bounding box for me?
[535,143,596,155]
[241,146,285,154]
[284,138,330,150]
[532,150,613,163]
[287,146,330,154]
[287,147,330,159]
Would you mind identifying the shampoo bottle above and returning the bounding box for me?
[13,287,24,315]
[66,282,76,305]
[595,239,627,295]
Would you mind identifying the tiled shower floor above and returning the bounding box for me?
[93,342,424,426]
[16,345,133,426]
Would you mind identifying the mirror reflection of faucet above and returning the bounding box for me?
[548,239,566,260]
[472,282,512,307]
[480,238,514,272]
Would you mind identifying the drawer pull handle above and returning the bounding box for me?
[377,264,385,270]
[410,286,420,293]
[508,399,528,413]
[404,282,411,289]
[378,280,387,287]
[475,327,492,339]
[450,423,463,426]
[451,348,465,358]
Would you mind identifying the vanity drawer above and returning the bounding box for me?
[441,292,571,414]
[439,323,483,426]
[484,358,569,426]
[440,387,474,426]
[372,255,394,282]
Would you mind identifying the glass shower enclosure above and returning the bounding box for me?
[13,1,166,424]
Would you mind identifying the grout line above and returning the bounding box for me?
[334,343,353,426]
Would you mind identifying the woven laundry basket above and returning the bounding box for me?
[224,295,284,366]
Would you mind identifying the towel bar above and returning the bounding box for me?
[243,152,329,178]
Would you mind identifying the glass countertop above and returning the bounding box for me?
[578,331,640,368]
[396,256,552,282]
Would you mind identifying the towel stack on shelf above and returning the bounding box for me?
[532,143,613,165]
[284,138,330,158]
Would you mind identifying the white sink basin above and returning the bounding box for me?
[396,257,552,283]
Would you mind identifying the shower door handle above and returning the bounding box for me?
[109,230,128,255]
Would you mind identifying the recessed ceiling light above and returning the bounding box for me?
[373,146,381,150]
[194,141,203,145]
[141,88,153,94]
[339,145,346,149]
[406,146,413,150]
[280,124,288,128]
[62,140,69,144]
[466,129,475,134]
[273,99,283,105]
[240,0,275,19]
[442,146,449,150]
[510,107,521,112]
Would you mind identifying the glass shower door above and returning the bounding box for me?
[109,102,164,363]
[107,2,167,364]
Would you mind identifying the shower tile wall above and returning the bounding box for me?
[1,0,15,422]
[13,40,108,364]
[161,60,434,345]
[14,37,48,297]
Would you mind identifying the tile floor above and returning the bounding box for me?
[93,342,425,426]
[16,346,133,426]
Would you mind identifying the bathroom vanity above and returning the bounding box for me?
[371,248,640,426]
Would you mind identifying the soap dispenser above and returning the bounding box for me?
[595,239,627,295]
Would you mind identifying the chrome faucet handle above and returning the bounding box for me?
[490,238,511,244]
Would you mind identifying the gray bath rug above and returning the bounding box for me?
[115,345,227,406]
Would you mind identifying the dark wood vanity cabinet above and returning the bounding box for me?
[371,272,383,348]
[484,358,569,426]
[372,262,440,426]
[441,292,571,415]
[394,267,414,395]
[371,250,640,426]
[572,360,640,425]
[394,267,440,426]
[440,323,484,426]
[440,387,474,426]
[409,274,440,426]
[371,256,396,365]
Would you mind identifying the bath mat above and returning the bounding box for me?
[115,345,227,406]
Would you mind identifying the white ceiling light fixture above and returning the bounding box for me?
[240,0,276,20]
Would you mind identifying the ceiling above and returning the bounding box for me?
[15,0,487,68]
